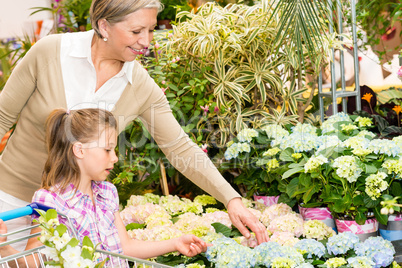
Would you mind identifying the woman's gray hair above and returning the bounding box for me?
[90,0,163,38]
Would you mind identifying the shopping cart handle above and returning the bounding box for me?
[0,202,54,221]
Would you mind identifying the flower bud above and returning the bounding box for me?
[380,207,389,215]
[389,207,394,214]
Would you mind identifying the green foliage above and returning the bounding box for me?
[31,0,92,33]
[166,1,343,145]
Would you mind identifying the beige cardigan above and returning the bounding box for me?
[0,34,240,204]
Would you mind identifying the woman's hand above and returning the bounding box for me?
[227,197,269,245]
[0,219,8,243]
[175,234,209,257]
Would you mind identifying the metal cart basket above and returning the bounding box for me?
[0,203,173,268]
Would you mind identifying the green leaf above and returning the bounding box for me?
[82,236,94,249]
[81,247,93,260]
[363,164,377,174]
[279,148,294,162]
[55,224,67,236]
[46,209,58,221]
[211,222,232,237]
[126,222,146,231]
[67,238,79,248]
[282,167,304,179]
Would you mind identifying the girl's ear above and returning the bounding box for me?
[73,142,84,159]
[98,19,109,39]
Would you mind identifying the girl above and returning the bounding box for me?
[0,108,208,266]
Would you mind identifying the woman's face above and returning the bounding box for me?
[105,8,158,62]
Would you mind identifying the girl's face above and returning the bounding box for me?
[104,8,158,62]
[80,128,118,183]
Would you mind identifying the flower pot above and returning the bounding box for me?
[253,195,279,207]
[298,205,336,232]
[379,214,402,241]
[335,218,378,241]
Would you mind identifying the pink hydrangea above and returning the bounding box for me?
[234,234,259,248]
[268,213,304,237]
[202,211,232,228]
[270,231,299,246]
[260,203,293,226]
[120,203,167,225]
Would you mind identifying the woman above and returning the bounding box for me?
[0,0,267,249]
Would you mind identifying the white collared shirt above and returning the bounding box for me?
[60,30,134,111]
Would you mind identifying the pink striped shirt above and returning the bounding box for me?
[32,181,124,265]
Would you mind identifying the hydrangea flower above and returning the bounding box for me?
[291,123,318,136]
[174,213,215,236]
[262,124,289,139]
[193,194,217,206]
[270,231,299,247]
[271,257,297,268]
[260,203,293,226]
[326,232,360,255]
[277,132,320,153]
[263,147,281,157]
[303,220,335,240]
[332,155,362,183]
[355,236,395,268]
[268,213,304,237]
[224,142,251,160]
[206,237,256,268]
[343,136,370,150]
[324,257,347,267]
[352,148,373,157]
[357,130,376,139]
[341,123,358,133]
[321,112,352,134]
[316,135,343,154]
[120,203,167,225]
[254,242,304,267]
[304,155,328,173]
[267,159,280,172]
[382,159,402,176]
[202,211,232,228]
[294,238,326,258]
[368,139,400,157]
[365,172,389,200]
[355,116,373,127]
[237,128,258,142]
[347,256,375,268]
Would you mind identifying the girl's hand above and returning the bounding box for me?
[175,234,209,257]
[0,219,8,243]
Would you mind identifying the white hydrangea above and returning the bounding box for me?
[304,155,328,173]
[237,128,258,142]
[357,130,376,139]
[292,123,317,136]
[368,139,400,157]
[316,135,343,154]
[262,124,289,139]
[365,172,389,200]
[277,133,320,153]
[321,112,352,134]
[343,136,370,150]
[332,155,362,183]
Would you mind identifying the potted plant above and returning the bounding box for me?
[220,124,298,207]
[269,111,402,240]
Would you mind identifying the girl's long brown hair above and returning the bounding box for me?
[42,108,117,192]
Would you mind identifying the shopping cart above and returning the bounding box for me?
[0,203,173,268]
